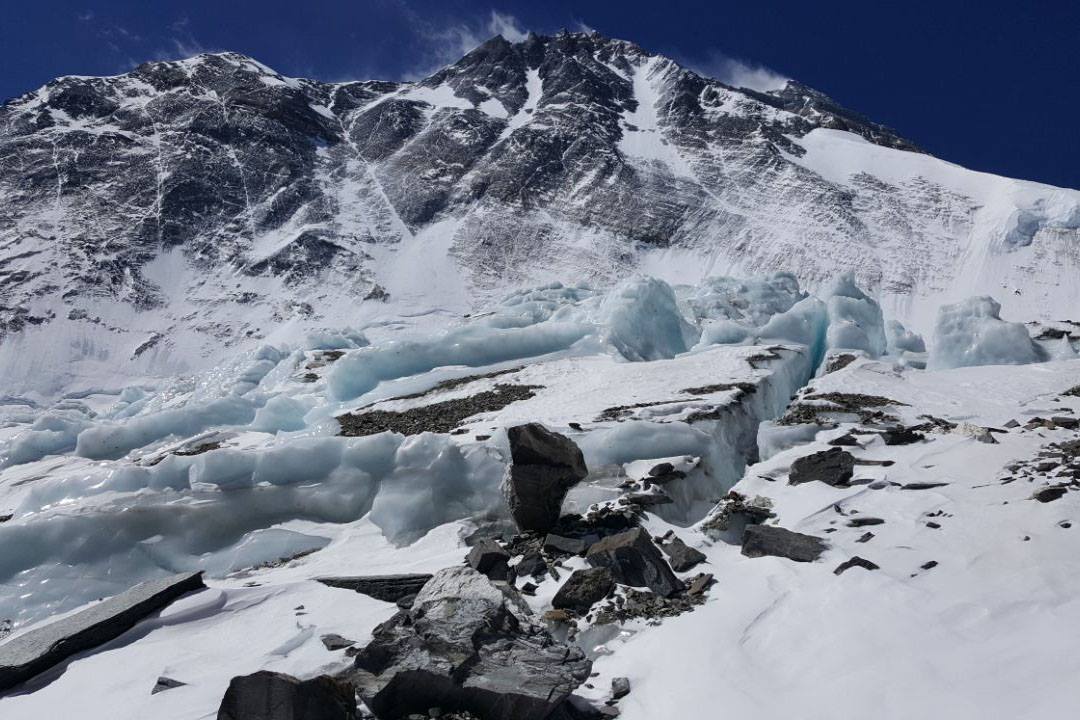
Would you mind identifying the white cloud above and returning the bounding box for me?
[573,19,596,34]
[402,9,530,80]
[487,10,528,43]
[685,51,790,93]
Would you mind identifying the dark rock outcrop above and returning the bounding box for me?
[502,424,588,532]
[346,566,590,720]
[552,568,616,614]
[741,525,827,562]
[788,448,855,487]
[586,528,684,597]
[0,571,205,692]
[217,671,356,720]
[315,574,432,603]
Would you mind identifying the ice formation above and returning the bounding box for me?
[927,296,1045,370]
[0,274,1067,638]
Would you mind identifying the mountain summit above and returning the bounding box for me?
[0,32,1077,394]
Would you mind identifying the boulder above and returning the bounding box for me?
[741,525,827,562]
[0,571,205,692]
[833,556,880,575]
[552,568,616,613]
[514,550,548,577]
[502,424,589,532]
[217,671,356,720]
[881,427,924,445]
[320,634,356,651]
[315,574,432,603]
[586,528,685,597]
[467,540,511,581]
[152,676,187,695]
[660,537,706,572]
[788,448,854,486]
[347,566,590,720]
[1032,485,1069,503]
[611,676,631,700]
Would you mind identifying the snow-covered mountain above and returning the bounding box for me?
[2,30,1080,720]
[2,31,1078,397]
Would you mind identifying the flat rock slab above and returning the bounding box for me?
[218,670,356,720]
[0,571,205,692]
[741,525,827,562]
[315,574,432,603]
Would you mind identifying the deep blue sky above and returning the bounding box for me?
[4,1,1078,188]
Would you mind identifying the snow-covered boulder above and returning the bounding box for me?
[928,296,1046,370]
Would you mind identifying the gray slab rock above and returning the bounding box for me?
[741,525,827,562]
[502,423,589,532]
[552,568,615,614]
[788,448,855,487]
[315,574,432,603]
[660,537,707,572]
[217,671,356,720]
[0,571,205,692]
[586,528,685,597]
[346,566,590,720]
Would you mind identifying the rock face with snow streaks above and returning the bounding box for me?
[3,31,1077,393]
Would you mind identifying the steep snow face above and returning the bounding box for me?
[2,33,1077,398]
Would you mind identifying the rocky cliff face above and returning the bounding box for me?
[1,31,1077,395]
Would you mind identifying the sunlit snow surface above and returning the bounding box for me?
[1,273,1078,718]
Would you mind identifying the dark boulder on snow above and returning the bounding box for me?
[1032,485,1069,503]
[552,568,616,614]
[660,537,707,572]
[346,566,591,720]
[217,671,356,720]
[881,427,925,445]
[315,574,432,603]
[833,556,880,575]
[503,423,589,532]
[741,525,827,563]
[586,528,684,597]
[152,676,187,694]
[467,539,512,581]
[788,448,855,487]
[0,571,205,692]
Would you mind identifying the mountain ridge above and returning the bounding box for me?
[0,31,1077,397]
